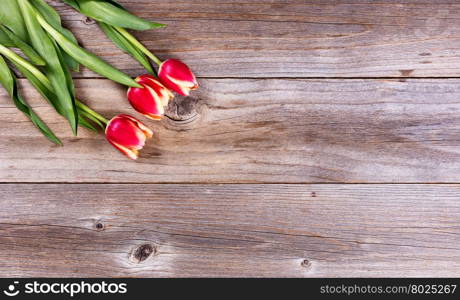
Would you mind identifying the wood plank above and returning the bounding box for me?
[0,183,458,277]
[2,78,460,183]
[45,0,460,78]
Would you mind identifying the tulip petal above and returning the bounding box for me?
[118,114,153,139]
[105,114,153,160]
[128,75,173,119]
[166,74,198,96]
[158,59,198,96]
[108,140,139,160]
[141,76,174,107]
[128,84,164,120]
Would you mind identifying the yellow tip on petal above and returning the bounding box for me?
[112,142,139,160]
[146,114,163,121]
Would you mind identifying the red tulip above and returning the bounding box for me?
[105,114,153,160]
[127,74,174,120]
[158,59,198,96]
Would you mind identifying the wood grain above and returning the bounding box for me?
[2,78,460,183]
[0,184,458,277]
[2,0,460,278]
[45,0,460,78]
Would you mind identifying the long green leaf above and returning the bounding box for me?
[61,0,80,10]
[0,25,46,66]
[16,63,63,113]
[0,44,49,85]
[0,42,65,114]
[0,0,29,42]
[59,45,80,72]
[18,0,78,134]
[36,13,142,88]
[0,30,14,47]
[78,115,98,131]
[8,44,108,131]
[63,0,122,10]
[52,38,76,101]
[30,0,80,71]
[114,26,162,66]
[0,54,61,145]
[78,108,104,130]
[67,0,165,30]
[13,55,104,132]
[99,22,154,74]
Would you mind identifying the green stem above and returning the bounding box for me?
[76,101,109,124]
[114,26,163,66]
[0,43,51,89]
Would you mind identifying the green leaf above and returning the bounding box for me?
[30,0,80,71]
[30,0,63,27]
[99,22,154,74]
[0,37,105,133]
[114,26,162,66]
[12,53,105,132]
[16,63,63,114]
[18,0,79,135]
[78,109,104,130]
[0,42,108,131]
[73,0,165,30]
[52,38,76,99]
[63,0,122,10]
[36,13,142,88]
[0,54,61,145]
[78,116,98,131]
[61,0,80,10]
[60,47,80,72]
[101,0,124,9]
[0,25,46,66]
[0,0,29,42]
[0,44,50,87]
[0,55,16,96]
[0,30,14,47]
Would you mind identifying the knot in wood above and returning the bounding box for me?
[165,95,202,128]
[130,244,156,264]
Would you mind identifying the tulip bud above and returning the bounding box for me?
[105,114,153,160]
[158,59,198,96]
[127,74,174,120]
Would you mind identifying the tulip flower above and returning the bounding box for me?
[158,59,198,96]
[127,74,174,120]
[105,114,153,160]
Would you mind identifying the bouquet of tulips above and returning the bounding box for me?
[0,0,198,159]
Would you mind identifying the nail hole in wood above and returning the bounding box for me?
[95,222,104,231]
[83,17,96,25]
[301,259,312,270]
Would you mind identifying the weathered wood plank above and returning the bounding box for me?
[2,78,460,183]
[45,0,460,78]
[0,184,458,277]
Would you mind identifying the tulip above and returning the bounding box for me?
[105,114,153,160]
[158,59,198,96]
[127,74,173,120]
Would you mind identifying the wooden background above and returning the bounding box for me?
[1,0,460,277]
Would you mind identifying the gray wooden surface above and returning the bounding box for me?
[1,184,459,277]
[2,79,460,183]
[53,0,460,78]
[0,0,459,277]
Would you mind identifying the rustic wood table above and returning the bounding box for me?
[1,0,460,277]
